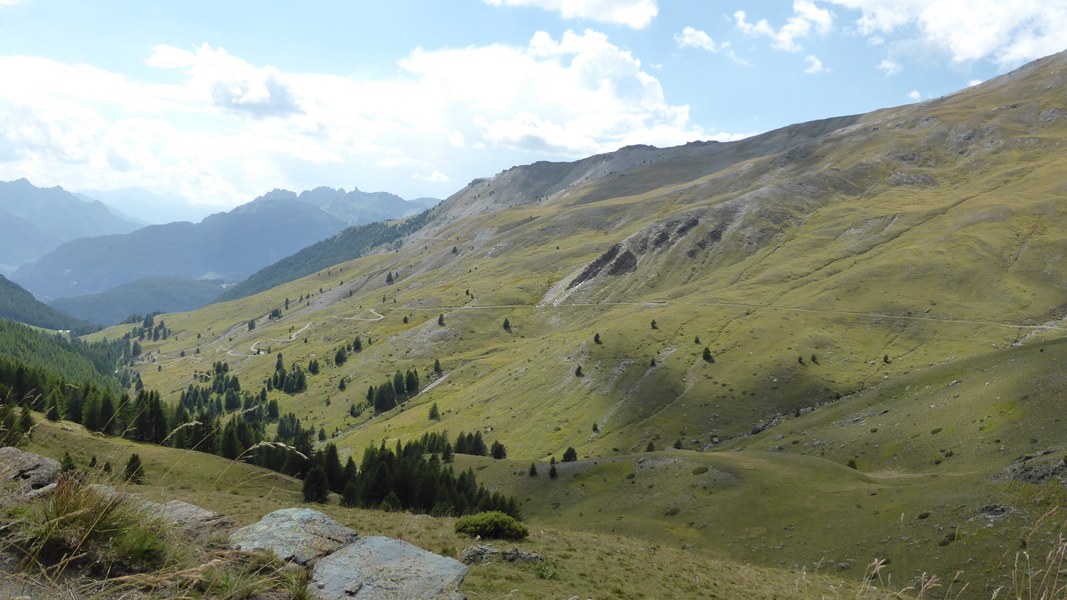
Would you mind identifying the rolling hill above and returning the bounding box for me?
[49,277,227,326]
[0,275,96,334]
[80,48,1067,591]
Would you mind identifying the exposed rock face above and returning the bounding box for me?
[0,447,60,491]
[308,536,467,600]
[229,508,358,566]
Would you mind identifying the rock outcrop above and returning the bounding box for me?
[0,447,60,492]
[459,543,543,565]
[229,508,358,566]
[308,536,467,600]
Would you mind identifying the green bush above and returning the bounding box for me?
[454,511,528,540]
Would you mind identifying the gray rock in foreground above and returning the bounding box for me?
[229,508,358,565]
[309,536,467,600]
[0,447,61,491]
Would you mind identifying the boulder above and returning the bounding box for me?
[308,536,467,600]
[229,508,358,566]
[0,447,60,491]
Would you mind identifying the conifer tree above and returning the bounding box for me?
[303,465,329,503]
[124,453,145,484]
[528,463,538,477]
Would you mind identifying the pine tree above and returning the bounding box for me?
[528,463,538,477]
[593,332,601,344]
[549,464,558,479]
[575,365,583,377]
[61,452,76,472]
[703,347,714,363]
[338,378,346,391]
[353,337,362,352]
[124,453,145,484]
[650,319,658,330]
[490,440,507,459]
[503,318,511,332]
[562,447,578,462]
[428,403,441,420]
[438,314,445,326]
[434,359,442,376]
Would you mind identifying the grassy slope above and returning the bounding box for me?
[19,419,890,599]
[87,51,1067,592]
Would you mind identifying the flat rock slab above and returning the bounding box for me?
[309,536,467,600]
[0,447,60,491]
[229,508,357,565]
[141,499,236,539]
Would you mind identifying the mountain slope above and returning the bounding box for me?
[11,195,347,300]
[49,277,227,326]
[0,275,96,334]
[0,179,141,274]
[215,209,433,302]
[117,49,1067,590]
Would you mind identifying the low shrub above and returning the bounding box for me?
[454,511,528,540]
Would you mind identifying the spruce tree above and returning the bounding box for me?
[490,440,507,459]
[528,463,538,477]
[428,403,441,420]
[303,465,329,503]
[340,479,360,507]
[503,318,511,332]
[549,464,558,479]
[562,447,578,462]
[438,314,445,326]
[702,347,714,363]
[124,453,145,484]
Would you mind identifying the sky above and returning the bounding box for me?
[0,0,1065,211]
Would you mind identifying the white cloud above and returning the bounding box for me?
[877,58,902,75]
[675,27,718,52]
[482,0,657,29]
[907,89,921,100]
[734,0,834,52]
[821,0,1067,66]
[804,54,830,74]
[0,0,24,5]
[414,171,450,183]
[0,31,710,205]
[968,78,983,86]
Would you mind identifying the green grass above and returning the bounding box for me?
[5,419,899,599]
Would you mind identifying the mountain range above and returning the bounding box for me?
[9,185,441,315]
[0,179,141,275]
[3,49,1067,595]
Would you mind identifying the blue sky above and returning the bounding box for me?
[0,0,1064,211]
